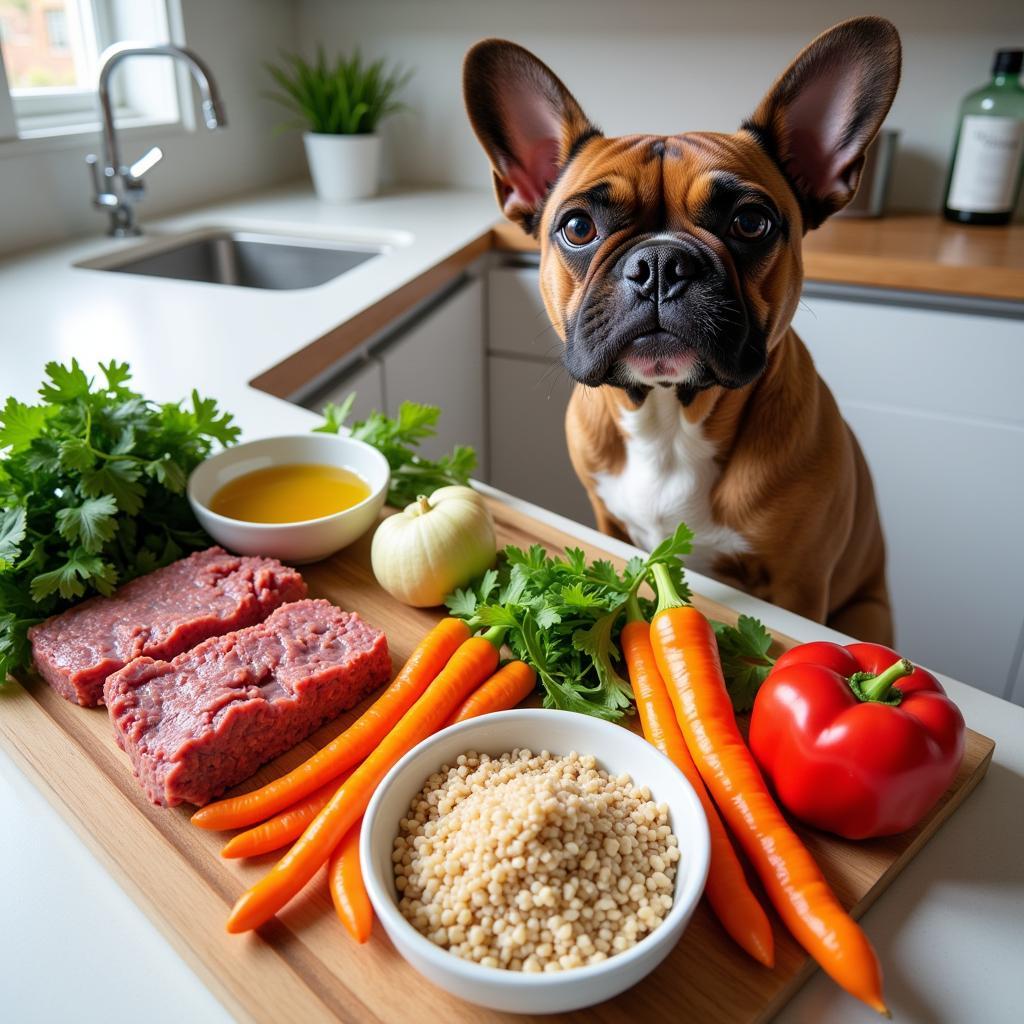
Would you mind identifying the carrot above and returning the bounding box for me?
[621,595,774,969]
[193,617,471,831]
[221,659,535,859]
[648,565,887,1015]
[220,773,352,859]
[444,659,536,725]
[226,627,505,934]
[328,818,372,943]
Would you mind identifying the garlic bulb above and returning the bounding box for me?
[370,485,496,607]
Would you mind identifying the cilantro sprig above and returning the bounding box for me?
[445,523,694,721]
[0,360,238,680]
[314,394,476,508]
[446,520,777,719]
[711,615,776,712]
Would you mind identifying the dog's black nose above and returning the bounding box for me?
[624,244,704,302]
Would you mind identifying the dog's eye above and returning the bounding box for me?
[729,206,774,241]
[560,212,598,247]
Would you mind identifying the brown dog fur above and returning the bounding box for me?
[465,19,900,643]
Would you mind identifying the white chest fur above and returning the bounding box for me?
[593,389,749,574]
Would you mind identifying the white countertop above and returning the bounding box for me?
[2,187,1023,1024]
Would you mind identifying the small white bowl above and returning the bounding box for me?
[361,709,710,1014]
[187,433,389,564]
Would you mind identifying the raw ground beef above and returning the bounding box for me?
[28,547,307,707]
[103,598,391,807]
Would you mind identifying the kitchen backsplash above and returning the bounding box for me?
[297,0,1020,216]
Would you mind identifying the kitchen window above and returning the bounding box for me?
[0,0,181,141]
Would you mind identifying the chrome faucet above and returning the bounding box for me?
[86,42,227,237]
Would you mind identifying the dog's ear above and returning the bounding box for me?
[743,16,901,229]
[463,39,599,235]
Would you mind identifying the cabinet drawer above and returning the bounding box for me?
[842,402,1024,697]
[488,356,592,525]
[302,358,385,423]
[488,266,560,360]
[793,296,1024,425]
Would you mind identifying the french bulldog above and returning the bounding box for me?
[463,16,901,643]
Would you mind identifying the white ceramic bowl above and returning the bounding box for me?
[361,709,710,1014]
[187,433,389,564]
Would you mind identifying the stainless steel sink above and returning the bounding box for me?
[92,230,383,290]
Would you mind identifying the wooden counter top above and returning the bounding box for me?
[253,212,1021,401]
[492,215,1024,303]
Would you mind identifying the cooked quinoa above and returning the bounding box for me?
[392,748,679,972]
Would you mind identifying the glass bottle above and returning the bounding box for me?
[943,49,1024,225]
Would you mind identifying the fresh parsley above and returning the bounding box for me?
[445,523,694,721]
[0,360,239,680]
[314,394,476,507]
[711,615,776,712]
[445,519,778,718]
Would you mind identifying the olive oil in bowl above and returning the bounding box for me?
[210,463,371,524]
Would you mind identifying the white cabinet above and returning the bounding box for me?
[379,277,486,474]
[488,355,594,525]
[487,266,594,525]
[304,357,385,423]
[302,276,487,478]
[794,293,1024,699]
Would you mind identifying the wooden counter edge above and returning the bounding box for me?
[250,216,1022,399]
[491,220,1024,302]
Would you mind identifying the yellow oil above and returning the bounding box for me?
[209,463,371,524]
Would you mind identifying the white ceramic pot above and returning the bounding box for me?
[303,132,381,202]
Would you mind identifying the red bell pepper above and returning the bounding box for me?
[749,641,966,840]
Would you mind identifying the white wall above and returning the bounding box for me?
[0,0,305,258]
[297,0,1021,214]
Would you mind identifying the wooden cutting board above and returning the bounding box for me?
[0,499,995,1024]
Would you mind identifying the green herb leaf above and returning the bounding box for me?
[58,436,95,472]
[0,507,27,566]
[81,459,145,515]
[0,397,51,453]
[38,359,91,404]
[0,360,240,679]
[313,393,356,435]
[444,587,478,618]
[55,495,119,553]
[100,360,133,395]
[190,391,241,446]
[145,456,187,493]
[30,550,115,602]
[315,394,477,507]
[712,615,776,712]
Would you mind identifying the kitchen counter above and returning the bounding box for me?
[2,186,1023,1024]
[492,214,1024,303]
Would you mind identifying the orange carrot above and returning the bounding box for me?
[328,818,372,943]
[444,659,536,725]
[226,628,504,934]
[193,617,471,831]
[621,596,774,968]
[648,565,887,1015]
[220,772,353,859]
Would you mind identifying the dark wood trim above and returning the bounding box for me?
[250,232,492,399]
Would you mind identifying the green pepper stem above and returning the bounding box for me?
[625,592,646,624]
[652,563,687,616]
[860,658,913,702]
[481,625,508,649]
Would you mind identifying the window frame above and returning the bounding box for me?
[0,0,185,144]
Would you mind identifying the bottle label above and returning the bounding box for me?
[947,115,1024,213]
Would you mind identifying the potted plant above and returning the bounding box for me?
[266,48,411,202]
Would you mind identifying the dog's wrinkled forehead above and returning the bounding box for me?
[541,131,798,243]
